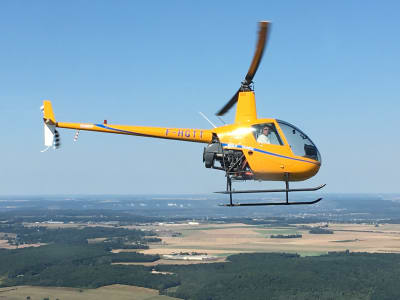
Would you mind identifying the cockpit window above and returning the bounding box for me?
[252,123,283,145]
[277,120,321,162]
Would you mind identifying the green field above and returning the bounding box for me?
[254,228,302,237]
[0,285,181,300]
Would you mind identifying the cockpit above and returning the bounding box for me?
[252,123,282,145]
[252,120,321,162]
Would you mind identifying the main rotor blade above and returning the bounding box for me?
[245,21,270,84]
[215,21,270,117]
[216,89,239,116]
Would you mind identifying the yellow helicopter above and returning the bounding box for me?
[41,21,325,206]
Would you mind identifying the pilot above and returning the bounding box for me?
[257,126,271,144]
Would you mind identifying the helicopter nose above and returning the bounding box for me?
[310,162,321,177]
[296,161,321,181]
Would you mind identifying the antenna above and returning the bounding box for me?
[198,112,217,128]
[217,116,226,125]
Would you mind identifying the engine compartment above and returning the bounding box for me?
[203,142,253,180]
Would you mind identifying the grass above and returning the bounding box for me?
[296,251,327,257]
[0,285,181,300]
[254,228,302,237]
[182,225,253,231]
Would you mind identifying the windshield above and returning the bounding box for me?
[277,120,321,162]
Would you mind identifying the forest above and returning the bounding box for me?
[158,252,400,300]
[0,226,176,290]
[3,245,400,299]
[2,224,400,299]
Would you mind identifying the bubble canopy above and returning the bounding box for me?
[276,120,321,162]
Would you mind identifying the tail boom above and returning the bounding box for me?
[56,122,213,144]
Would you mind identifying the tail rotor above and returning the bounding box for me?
[54,129,61,149]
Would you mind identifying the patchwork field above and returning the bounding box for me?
[0,239,43,250]
[137,223,400,257]
[112,258,226,266]
[0,284,180,300]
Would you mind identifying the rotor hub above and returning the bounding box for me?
[240,81,253,92]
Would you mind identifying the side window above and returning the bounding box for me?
[252,123,283,145]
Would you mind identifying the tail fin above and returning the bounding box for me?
[41,100,56,125]
[40,100,60,150]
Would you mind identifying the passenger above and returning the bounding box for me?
[257,126,271,144]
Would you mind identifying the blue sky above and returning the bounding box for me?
[1,1,399,194]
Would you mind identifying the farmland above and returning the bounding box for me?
[136,222,400,257]
[2,218,400,299]
[0,284,179,300]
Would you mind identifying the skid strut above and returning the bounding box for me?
[218,173,325,207]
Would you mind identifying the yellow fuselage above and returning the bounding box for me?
[43,90,321,183]
[56,120,320,182]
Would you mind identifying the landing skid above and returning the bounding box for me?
[216,173,325,207]
[216,184,326,194]
[220,198,322,207]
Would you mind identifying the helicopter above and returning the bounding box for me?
[41,21,325,207]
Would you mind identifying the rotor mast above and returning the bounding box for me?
[234,90,257,123]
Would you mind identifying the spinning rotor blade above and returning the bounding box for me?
[216,89,239,116]
[245,21,269,83]
[216,21,270,117]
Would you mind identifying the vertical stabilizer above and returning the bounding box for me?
[42,100,56,124]
[40,100,59,150]
[43,122,55,147]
